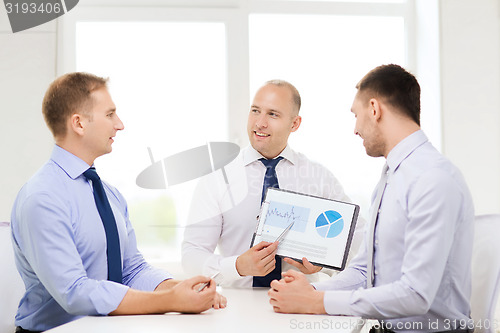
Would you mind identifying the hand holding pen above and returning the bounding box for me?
[197,272,220,292]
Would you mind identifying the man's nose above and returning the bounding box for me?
[256,114,267,128]
[116,116,125,130]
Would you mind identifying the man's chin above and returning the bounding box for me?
[250,141,265,152]
[365,148,383,158]
[103,147,113,155]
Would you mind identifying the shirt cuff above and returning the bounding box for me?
[219,255,243,283]
[89,281,130,315]
[323,290,355,316]
[128,267,173,292]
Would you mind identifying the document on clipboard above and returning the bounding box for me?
[251,188,360,270]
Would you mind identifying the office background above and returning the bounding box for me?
[0,0,499,264]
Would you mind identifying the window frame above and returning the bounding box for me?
[57,0,417,146]
[57,0,433,263]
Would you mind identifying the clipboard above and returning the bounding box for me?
[251,188,359,270]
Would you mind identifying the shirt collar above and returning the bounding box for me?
[242,144,297,166]
[50,145,92,180]
[386,129,428,173]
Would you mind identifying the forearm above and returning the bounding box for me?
[110,288,180,315]
[323,279,429,318]
[154,278,179,291]
[313,265,366,292]
[111,276,217,315]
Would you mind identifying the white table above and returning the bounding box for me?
[47,288,368,333]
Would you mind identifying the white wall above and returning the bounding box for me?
[0,6,56,222]
[440,0,500,215]
[0,0,499,221]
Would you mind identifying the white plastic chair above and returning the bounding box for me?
[0,222,25,333]
[470,214,500,333]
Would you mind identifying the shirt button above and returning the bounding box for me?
[375,240,379,245]
[375,270,379,275]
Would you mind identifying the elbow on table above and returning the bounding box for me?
[58,297,98,316]
[57,281,106,316]
[409,291,432,317]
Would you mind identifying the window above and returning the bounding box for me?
[60,0,427,263]
[75,20,228,261]
[249,13,405,212]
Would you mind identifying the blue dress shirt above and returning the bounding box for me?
[11,145,172,331]
[313,130,475,332]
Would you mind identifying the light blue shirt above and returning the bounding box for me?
[11,145,172,331]
[313,130,474,332]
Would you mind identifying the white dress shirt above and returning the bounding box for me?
[182,145,364,288]
[313,130,475,332]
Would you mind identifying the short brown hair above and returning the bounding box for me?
[356,64,420,126]
[265,79,301,114]
[42,72,108,138]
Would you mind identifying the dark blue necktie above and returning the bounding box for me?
[84,167,122,283]
[253,156,283,287]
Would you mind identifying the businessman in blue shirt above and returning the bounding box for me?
[268,64,474,332]
[11,72,225,332]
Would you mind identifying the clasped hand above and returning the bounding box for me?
[268,270,326,314]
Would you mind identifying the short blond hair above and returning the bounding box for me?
[42,72,108,137]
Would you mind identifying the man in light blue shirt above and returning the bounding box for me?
[11,72,225,332]
[268,64,474,332]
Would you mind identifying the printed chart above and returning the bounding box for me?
[265,202,310,232]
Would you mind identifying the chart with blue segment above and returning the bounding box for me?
[316,211,344,238]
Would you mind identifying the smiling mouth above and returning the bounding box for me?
[254,131,270,138]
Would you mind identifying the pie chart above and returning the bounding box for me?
[315,210,344,238]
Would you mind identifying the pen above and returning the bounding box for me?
[197,272,220,292]
[275,221,294,243]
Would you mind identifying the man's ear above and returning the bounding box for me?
[290,115,302,132]
[369,98,383,122]
[69,113,86,136]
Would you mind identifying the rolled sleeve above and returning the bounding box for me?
[126,264,173,291]
[89,281,129,314]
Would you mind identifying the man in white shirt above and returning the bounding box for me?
[182,80,363,288]
[268,65,474,333]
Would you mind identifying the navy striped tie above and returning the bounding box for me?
[253,156,283,287]
[84,167,122,283]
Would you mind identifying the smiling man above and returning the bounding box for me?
[267,65,474,333]
[182,80,363,288]
[11,72,225,333]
